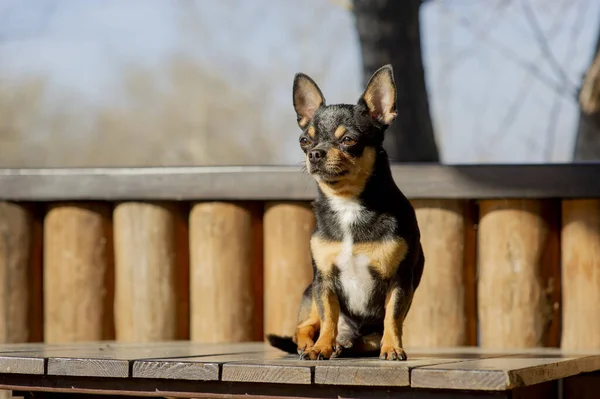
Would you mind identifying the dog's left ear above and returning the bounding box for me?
[359,64,397,126]
[293,73,325,128]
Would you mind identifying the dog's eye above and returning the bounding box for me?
[299,137,310,146]
[342,136,356,146]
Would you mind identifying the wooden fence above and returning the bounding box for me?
[0,164,599,351]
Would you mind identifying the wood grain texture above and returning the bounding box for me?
[0,203,32,344]
[0,205,36,399]
[189,202,261,343]
[221,358,313,385]
[404,200,470,347]
[263,202,315,338]
[561,200,600,350]
[314,357,481,386]
[113,202,178,342]
[44,342,267,378]
[44,203,114,343]
[411,355,600,391]
[478,200,559,348]
[0,355,44,375]
[133,351,285,381]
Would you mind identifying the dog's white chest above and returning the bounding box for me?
[329,197,375,316]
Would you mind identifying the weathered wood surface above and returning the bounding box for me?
[44,203,114,343]
[3,164,600,201]
[478,200,560,348]
[134,351,282,381]
[411,355,600,391]
[189,202,262,343]
[561,199,600,350]
[404,199,473,347]
[312,356,491,387]
[263,202,315,338]
[0,203,33,344]
[113,202,180,342]
[0,342,596,394]
[0,342,266,378]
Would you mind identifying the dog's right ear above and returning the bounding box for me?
[293,73,325,129]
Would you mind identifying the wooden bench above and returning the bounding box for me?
[0,342,598,398]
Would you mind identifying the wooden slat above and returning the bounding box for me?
[263,202,315,339]
[221,358,313,385]
[0,342,187,376]
[0,342,266,378]
[221,350,509,386]
[113,202,179,342]
[313,356,493,387]
[189,202,261,343]
[4,164,600,201]
[44,203,114,343]
[0,355,45,375]
[411,355,600,391]
[478,200,559,348]
[404,199,471,347]
[561,199,600,350]
[133,350,287,381]
[0,203,33,343]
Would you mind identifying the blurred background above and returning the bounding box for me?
[2,0,600,167]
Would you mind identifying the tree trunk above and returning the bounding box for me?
[351,0,439,163]
[574,30,600,161]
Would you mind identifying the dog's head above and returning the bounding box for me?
[293,65,397,198]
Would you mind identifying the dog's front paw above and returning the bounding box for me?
[379,345,407,361]
[300,342,336,360]
[296,338,314,356]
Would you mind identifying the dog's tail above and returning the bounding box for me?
[266,334,297,354]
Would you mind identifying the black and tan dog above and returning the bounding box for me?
[267,65,424,361]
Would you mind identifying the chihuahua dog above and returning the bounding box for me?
[267,65,424,361]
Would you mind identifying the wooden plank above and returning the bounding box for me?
[411,355,600,391]
[313,356,494,387]
[44,203,114,343]
[113,202,179,342]
[0,342,265,377]
[0,341,266,353]
[0,356,44,375]
[133,350,286,381]
[561,199,600,350]
[0,374,514,399]
[263,202,315,339]
[0,203,33,343]
[189,202,261,343]
[221,358,313,385]
[478,200,559,348]
[221,351,511,386]
[3,164,600,201]
[404,199,470,347]
[43,342,267,378]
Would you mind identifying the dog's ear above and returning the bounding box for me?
[359,64,397,126]
[293,73,325,128]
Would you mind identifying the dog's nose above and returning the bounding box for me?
[308,149,326,163]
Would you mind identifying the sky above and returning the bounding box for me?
[0,0,599,166]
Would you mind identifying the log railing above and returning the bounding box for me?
[0,164,599,351]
